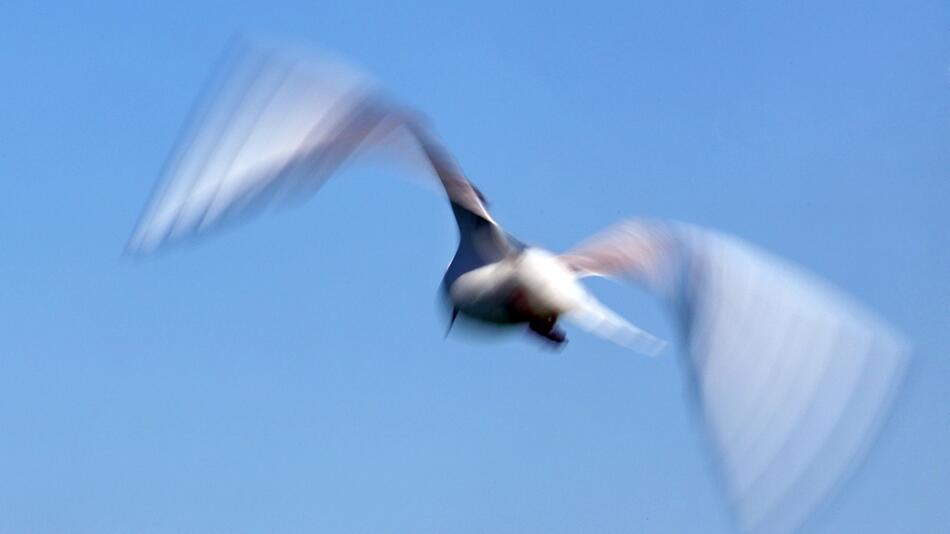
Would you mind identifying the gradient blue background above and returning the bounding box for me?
[1,1,947,532]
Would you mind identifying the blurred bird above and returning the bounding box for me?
[128,39,909,534]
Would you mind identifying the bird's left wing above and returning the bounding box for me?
[127,40,493,254]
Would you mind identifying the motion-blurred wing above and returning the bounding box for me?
[560,220,909,534]
[127,40,493,253]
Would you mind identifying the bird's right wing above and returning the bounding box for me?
[127,39,495,254]
[560,219,909,534]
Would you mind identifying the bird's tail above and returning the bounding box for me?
[562,295,667,356]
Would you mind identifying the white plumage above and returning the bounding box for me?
[128,40,909,534]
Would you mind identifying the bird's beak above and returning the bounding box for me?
[445,307,459,339]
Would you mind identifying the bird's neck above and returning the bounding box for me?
[443,203,513,286]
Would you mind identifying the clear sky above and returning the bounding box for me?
[1,1,947,533]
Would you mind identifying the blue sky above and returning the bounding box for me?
[1,1,947,532]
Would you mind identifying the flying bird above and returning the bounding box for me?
[128,40,909,534]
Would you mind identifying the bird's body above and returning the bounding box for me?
[128,40,909,534]
[447,246,589,342]
[449,248,577,322]
[438,189,587,341]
